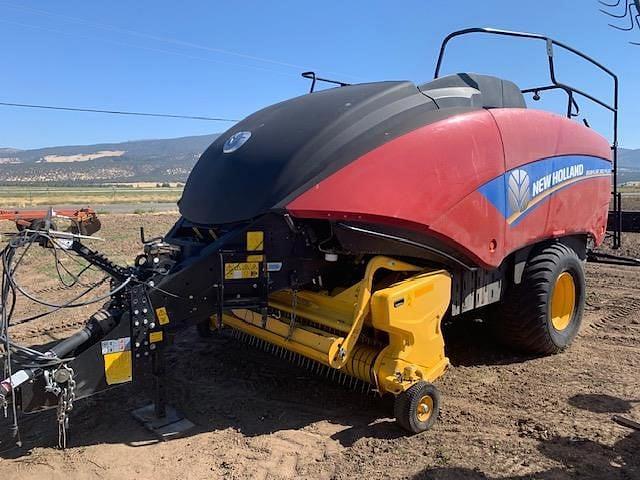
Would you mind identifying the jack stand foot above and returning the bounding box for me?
[131,403,195,440]
[613,415,640,431]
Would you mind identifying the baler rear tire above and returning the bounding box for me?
[495,242,585,355]
[394,381,440,434]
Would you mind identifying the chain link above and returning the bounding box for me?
[45,365,75,449]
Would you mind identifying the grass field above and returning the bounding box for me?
[2,184,640,210]
[0,185,183,207]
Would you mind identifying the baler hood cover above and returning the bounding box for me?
[179,81,454,225]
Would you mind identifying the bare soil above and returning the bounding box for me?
[1,213,639,480]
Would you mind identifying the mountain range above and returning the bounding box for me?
[0,135,638,185]
[617,148,640,184]
[0,134,220,185]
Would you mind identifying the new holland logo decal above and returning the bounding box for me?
[223,131,252,154]
[479,155,611,226]
[507,169,531,214]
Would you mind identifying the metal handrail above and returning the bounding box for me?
[434,27,621,248]
[301,71,351,93]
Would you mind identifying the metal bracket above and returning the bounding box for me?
[546,38,554,57]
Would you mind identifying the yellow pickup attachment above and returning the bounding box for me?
[223,256,451,392]
[222,255,452,433]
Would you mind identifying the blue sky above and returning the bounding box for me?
[1,0,639,149]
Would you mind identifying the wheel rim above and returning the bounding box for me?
[416,395,434,422]
[550,272,576,331]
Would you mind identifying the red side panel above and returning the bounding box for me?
[287,108,612,269]
[490,109,611,251]
[490,109,612,170]
[287,110,507,265]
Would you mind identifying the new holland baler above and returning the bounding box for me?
[0,29,618,444]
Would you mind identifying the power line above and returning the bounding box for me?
[1,1,359,80]
[0,102,239,122]
[1,2,308,71]
[0,18,300,79]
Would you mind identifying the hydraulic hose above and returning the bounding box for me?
[49,308,118,358]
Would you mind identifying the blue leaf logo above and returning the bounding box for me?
[223,131,252,154]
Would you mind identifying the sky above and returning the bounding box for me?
[0,0,639,150]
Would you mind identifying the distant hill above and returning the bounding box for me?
[0,147,21,154]
[618,148,640,184]
[0,134,220,185]
[1,134,638,186]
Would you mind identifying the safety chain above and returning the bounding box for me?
[44,364,76,449]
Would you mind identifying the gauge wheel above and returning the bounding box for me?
[394,381,440,434]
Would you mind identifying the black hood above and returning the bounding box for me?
[178,80,475,225]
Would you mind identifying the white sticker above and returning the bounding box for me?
[101,337,131,355]
[9,370,30,388]
[267,262,283,272]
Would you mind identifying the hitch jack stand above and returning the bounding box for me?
[131,350,194,440]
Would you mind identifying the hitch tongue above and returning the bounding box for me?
[0,308,118,406]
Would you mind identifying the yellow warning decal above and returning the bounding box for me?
[247,254,264,262]
[224,262,259,279]
[247,231,264,251]
[156,307,170,325]
[104,351,132,385]
[149,331,164,343]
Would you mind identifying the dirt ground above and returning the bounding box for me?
[0,213,639,480]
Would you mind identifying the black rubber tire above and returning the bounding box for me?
[394,381,440,434]
[495,242,585,355]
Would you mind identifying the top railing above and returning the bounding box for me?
[434,27,621,247]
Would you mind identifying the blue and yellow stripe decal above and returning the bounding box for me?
[478,155,611,227]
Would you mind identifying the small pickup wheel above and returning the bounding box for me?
[394,381,440,434]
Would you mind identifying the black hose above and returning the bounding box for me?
[49,308,119,358]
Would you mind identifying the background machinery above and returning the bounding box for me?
[0,28,621,445]
[0,207,101,236]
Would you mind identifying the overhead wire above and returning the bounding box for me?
[0,1,317,72]
[0,18,303,79]
[0,4,362,122]
[0,1,361,80]
[0,101,239,122]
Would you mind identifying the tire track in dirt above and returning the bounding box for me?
[586,296,640,332]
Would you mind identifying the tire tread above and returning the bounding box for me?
[495,243,584,355]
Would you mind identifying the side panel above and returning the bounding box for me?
[490,109,612,169]
[286,110,507,266]
[490,109,612,251]
[287,109,612,268]
[476,155,612,256]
